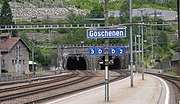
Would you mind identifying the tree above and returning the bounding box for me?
[87,4,104,18]
[0,0,17,36]
[119,0,130,23]
[0,0,13,25]
[86,3,104,23]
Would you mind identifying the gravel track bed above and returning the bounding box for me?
[0,76,83,97]
[0,72,72,89]
[0,70,124,104]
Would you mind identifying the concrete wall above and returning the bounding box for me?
[171,61,180,75]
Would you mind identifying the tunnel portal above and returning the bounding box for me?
[66,54,87,70]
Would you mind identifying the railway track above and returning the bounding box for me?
[0,71,78,93]
[27,70,129,104]
[0,71,74,86]
[0,70,93,103]
[0,70,129,104]
[147,72,180,104]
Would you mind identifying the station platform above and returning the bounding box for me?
[46,73,169,104]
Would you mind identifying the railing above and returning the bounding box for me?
[0,23,119,30]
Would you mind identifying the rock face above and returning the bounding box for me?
[9,1,89,20]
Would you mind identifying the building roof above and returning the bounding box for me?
[0,34,31,53]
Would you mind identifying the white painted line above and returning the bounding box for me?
[153,76,170,104]
[46,76,130,104]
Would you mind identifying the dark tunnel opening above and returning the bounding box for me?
[99,56,121,70]
[66,55,87,70]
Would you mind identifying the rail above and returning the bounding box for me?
[147,72,180,104]
[0,71,93,103]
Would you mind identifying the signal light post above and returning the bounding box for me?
[87,0,126,102]
[104,0,109,101]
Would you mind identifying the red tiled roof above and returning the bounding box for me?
[0,37,20,52]
[0,33,31,53]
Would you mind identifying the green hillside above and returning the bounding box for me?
[0,0,177,11]
[0,0,3,4]
[67,0,177,11]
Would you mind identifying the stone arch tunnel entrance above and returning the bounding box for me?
[99,56,121,70]
[66,54,87,70]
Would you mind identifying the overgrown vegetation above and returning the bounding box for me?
[67,0,177,10]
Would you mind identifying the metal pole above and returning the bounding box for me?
[129,0,133,87]
[0,37,1,76]
[134,35,137,73]
[16,44,20,73]
[61,45,64,71]
[138,25,141,73]
[104,0,109,101]
[14,0,16,24]
[151,25,154,66]
[57,45,59,72]
[0,52,1,77]
[105,40,109,101]
[105,0,109,26]
[32,41,35,74]
[140,9,145,80]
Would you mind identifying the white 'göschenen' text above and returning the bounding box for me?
[87,29,126,38]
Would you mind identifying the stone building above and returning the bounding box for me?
[0,33,31,74]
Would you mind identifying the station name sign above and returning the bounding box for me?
[87,28,126,38]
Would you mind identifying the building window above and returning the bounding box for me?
[19,47,21,56]
[16,45,21,57]
[23,60,25,64]
[12,60,14,64]
[19,60,21,64]
[2,60,5,67]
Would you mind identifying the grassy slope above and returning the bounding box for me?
[0,0,176,11]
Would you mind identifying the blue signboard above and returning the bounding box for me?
[109,47,125,55]
[88,48,96,55]
[88,47,104,55]
[87,28,126,38]
[96,47,104,55]
[117,47,125,55]
[89,47,125,55]
[109,47,117,55]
